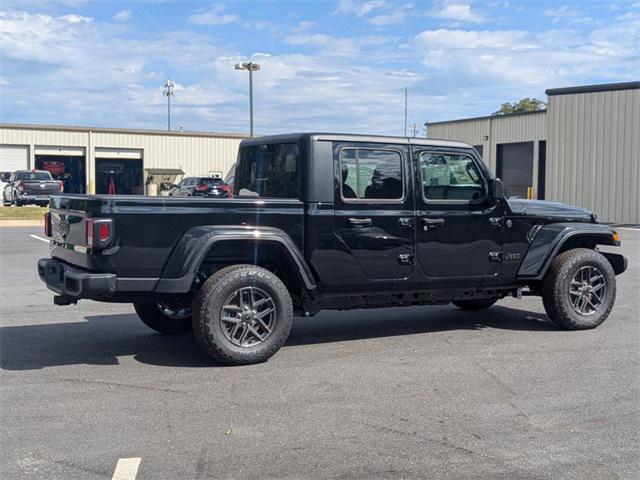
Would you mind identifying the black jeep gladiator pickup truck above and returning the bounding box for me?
[38,133,628,365]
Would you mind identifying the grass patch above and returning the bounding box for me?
[0,205,47,220]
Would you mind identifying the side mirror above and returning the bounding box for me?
[1,172,11,182]
[491,178,505,199]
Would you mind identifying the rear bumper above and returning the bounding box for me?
[38,258,117,299]
[17,194,50,204]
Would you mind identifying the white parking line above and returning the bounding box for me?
[29,234,50,244]
[112,458,141,480]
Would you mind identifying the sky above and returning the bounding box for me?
[0,0,638,136]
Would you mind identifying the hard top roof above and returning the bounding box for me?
[240,133,472,149]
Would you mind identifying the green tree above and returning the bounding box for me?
[492,97,546,115]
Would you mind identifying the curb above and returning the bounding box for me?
[0,220,44,227]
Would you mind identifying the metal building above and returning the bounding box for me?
[0,124,247,195]
[427,82,640,224]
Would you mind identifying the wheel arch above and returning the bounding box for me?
[517,223,622,281]
[155,225,316,294]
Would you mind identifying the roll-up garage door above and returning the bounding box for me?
[34,146,85,157]
[95,148,143,159]
[1,145,29,172]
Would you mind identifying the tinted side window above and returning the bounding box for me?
[235,143,300,199]
[419,153,484,201]
[340,148,403,201]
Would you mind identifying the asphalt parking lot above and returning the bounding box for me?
[1,226,638,480]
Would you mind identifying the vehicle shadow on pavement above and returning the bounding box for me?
[286,305,557,346]
[0,305,555,371]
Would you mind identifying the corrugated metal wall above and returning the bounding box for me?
[1,125,246,193]
[547,89,640,224]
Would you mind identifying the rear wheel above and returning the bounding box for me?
[542,248,616,330]
[134,300,192,334]
[192,265,293,365]
[453,298,498,310]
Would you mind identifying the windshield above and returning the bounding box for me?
[16,171,53,181]
[234,143,300,199]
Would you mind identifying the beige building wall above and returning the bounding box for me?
[546,88,640,224]
[0,124,246,193]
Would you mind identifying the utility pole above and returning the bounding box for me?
[163,79,175,131]
[235,62,261,137]
[403,87,408,137]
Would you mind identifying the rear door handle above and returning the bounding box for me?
[398,217,414,228]
[347,217,373,228]
[422,218,445,231]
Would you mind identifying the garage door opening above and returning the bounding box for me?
[96,158,143,195]
[35,147,86,194]
[95,148,143,195]
[496,142,534,199]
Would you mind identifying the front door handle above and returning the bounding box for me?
[347,217,373,228]
[422,218,445,231]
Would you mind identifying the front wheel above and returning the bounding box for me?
[192,265,293,365]
[134,301,192,334]
[2,194,10,207]
[542,248,616,330]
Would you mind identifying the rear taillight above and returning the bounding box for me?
[17,180,25,192]
[221,185,232,197]
[59,181,64,193]
[44,212,52,237]
[85,219,113,248]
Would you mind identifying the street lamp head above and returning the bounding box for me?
[234,62,261,71]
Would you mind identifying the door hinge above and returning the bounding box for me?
[398,254,414,265]
[488,251,503,262]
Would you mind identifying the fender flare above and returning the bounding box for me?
[155,225,316,293]
[516,222,619,280]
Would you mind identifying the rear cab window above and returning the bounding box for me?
[16,171,53,181]
[235,143,301,199]
[339,147,404,202]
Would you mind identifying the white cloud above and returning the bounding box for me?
[284,33,360,57]
[416,29,529,49]
[58,14,92,23]
[113,10,132,22]
[429,2,486,23]
[543,5,592,25]
[188,3,238,26]
[368,2,414,25]
[337,0,387,16]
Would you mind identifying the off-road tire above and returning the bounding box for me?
[541,248,616,330]
[134,302,192,334]
[453,298,498,310]
[192,264,293,366]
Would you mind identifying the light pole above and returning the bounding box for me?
[235,62,261,137]
[163,78,175,131]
